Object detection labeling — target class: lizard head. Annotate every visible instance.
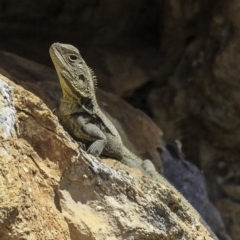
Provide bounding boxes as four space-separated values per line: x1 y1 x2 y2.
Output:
49 43 97 100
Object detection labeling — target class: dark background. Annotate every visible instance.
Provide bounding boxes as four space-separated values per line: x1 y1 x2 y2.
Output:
1 1 240 239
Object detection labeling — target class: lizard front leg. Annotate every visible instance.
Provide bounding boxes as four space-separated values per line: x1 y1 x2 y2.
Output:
77 115 107 157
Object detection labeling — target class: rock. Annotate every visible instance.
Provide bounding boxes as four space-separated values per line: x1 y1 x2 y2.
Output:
0 51 60 110
146 3 240 238
97 51 150 96
0 75 217 239
161 142 230 240
0 75 74 239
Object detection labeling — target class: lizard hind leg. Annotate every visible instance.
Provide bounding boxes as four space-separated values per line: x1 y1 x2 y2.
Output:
121 157 144 171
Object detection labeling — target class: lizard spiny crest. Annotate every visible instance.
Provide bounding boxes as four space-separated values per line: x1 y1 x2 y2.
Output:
88 67 97 91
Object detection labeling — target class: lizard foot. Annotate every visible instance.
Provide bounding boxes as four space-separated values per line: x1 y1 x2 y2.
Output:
142 159 158 178
78 142 86 151
87 139 105 157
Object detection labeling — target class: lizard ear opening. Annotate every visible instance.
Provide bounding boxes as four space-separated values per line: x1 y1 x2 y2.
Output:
88 67 98 91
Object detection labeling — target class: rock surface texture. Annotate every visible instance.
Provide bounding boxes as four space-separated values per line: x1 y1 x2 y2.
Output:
0 74 218 239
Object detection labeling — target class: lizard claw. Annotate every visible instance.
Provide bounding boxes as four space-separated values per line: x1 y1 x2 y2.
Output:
87 146 101 157
142 159 157 177
78 142 86 151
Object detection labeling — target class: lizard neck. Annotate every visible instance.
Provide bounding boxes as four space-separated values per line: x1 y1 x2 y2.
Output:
59 93 99 116
58 89 81 114
58 97 79 115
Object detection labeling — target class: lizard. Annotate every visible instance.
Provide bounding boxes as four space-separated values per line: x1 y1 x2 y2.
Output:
49 42 153 173
49 42 219 239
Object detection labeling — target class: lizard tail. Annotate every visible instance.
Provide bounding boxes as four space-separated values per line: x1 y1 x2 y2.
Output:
122 146 143 166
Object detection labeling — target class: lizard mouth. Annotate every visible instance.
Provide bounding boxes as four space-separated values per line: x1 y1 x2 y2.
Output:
49 43 66 70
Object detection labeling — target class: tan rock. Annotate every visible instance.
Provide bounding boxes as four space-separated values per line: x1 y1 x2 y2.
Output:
0 75 216 239
0 75 74 240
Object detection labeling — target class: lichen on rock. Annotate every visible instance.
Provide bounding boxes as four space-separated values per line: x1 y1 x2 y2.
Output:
0 78 16 139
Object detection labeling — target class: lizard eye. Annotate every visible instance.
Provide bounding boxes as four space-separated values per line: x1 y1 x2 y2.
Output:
68 54 78 62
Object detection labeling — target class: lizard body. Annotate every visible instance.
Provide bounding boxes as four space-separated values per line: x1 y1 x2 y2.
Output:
50 43 218 239
50 43 143 169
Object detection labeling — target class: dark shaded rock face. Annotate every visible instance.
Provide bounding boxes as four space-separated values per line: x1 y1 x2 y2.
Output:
0 0 240 239
161 142 229 240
